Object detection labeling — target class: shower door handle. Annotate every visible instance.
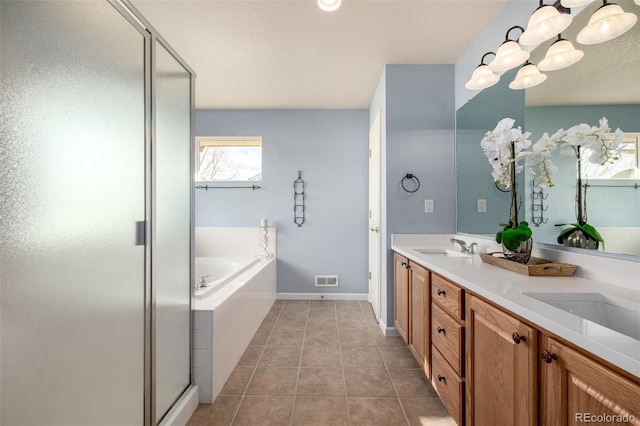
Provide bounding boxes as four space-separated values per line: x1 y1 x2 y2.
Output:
135 221 146 246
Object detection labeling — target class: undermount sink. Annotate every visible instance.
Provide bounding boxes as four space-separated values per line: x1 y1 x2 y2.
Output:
415 248 472 258
524 292 640 341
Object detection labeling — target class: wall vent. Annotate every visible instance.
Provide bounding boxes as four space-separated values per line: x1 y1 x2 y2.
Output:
315 275 339 287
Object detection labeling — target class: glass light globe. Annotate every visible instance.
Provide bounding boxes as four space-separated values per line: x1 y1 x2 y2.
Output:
465 65 500 91
520 5 573 46
577 3 637 44
538 39 584 71
489 41 530 72
509 64 547 90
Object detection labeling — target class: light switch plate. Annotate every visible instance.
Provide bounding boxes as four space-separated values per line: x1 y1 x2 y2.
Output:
425 199 434 213
477 199 487 213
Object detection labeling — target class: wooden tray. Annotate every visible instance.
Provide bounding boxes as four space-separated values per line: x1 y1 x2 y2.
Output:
479 252 577 276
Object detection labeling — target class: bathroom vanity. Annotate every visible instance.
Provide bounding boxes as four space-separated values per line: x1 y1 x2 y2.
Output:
392 236 640 426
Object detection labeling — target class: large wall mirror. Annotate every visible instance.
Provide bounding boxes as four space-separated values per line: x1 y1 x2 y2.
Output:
456 0 640 256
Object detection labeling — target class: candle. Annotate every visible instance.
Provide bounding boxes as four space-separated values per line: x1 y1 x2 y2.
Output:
261 218 268 227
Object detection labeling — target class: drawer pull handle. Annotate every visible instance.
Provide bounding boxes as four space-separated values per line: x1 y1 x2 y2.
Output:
437 289 446 296
437 326 445 334
541 350 558 364
401 261 407 266
437 375 446 382
512 332 526 344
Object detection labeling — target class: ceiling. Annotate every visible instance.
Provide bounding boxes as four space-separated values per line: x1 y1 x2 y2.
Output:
132 0 508 109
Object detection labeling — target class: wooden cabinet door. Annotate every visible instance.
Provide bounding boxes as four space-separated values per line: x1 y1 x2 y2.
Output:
409 262 430 375
393 253 410 344
540 336 640 426
466 295 538 426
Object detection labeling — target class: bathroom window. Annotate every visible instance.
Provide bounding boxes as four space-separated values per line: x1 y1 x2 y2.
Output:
582 133 640 180
196 137 262 181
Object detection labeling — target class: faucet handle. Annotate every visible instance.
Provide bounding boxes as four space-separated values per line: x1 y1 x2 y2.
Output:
469 243 478 254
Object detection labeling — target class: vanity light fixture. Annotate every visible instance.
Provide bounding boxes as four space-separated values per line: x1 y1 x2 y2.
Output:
538 34 585 70
576 0 637 44
465 52 500 91
520 1 573 46
317 0 342 12
489 26 531 72
509 61 547 90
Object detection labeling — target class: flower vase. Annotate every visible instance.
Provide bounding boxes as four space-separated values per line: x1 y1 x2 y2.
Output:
502 238 532 264
562 229 599 250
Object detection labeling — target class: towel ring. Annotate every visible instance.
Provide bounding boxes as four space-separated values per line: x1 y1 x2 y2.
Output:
401 174 420 193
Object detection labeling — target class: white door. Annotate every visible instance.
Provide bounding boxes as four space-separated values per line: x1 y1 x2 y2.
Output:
368 111 382 322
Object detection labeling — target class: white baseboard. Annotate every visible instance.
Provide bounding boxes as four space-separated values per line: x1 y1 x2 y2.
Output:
378 318 400 337
159 384 199 426
277 293 368 301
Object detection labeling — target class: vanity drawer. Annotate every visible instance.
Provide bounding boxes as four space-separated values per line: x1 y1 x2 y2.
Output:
432 347 464 426
432 303 464 377
432 274 464 321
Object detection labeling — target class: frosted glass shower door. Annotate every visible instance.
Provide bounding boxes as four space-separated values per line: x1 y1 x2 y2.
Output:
154 41 193 421
0 1 146 424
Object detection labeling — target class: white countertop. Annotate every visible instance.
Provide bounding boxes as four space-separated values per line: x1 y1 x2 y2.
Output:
391 239 640 379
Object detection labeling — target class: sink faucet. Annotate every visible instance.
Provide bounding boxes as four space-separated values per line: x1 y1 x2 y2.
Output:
199 275 212 288
450 238 478 254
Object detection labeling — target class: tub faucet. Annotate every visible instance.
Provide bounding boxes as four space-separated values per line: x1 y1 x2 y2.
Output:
199 275 211 288
450 238 477 254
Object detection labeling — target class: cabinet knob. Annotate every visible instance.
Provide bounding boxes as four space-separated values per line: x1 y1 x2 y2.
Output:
512 332 526 344
437 375 446 382
541 350 558 364
437 326 445 334
401 261 407 267
437 289 446 296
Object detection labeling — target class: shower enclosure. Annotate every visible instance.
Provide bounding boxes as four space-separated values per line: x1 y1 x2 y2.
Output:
0 1 194 424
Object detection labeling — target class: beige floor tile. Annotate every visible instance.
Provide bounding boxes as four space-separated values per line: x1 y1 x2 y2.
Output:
238 345 264 367
337 317 371 330
260 315 277 330
267 328 305 347
339 328 377 347
309 300 336 308
279 306 309 318
304 328 339 347
272 300 286 308
372 333 406 347
232 396 294 426
301 345 342 367
341 346 384 368
379 347 420 369
306 317 337 330
348 397 408 426
401 398 457 426
388 368 439 398
284 300 310 308
308 307 337 319
246 367 299 396
291 396 349 426
275 315 307 330
220 366 254 395
186 395 241 426
296 367 345 397
259 346 302 368
344 368 396 397
249 328 272 345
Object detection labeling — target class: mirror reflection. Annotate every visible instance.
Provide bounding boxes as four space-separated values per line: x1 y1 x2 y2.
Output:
456 0 640 256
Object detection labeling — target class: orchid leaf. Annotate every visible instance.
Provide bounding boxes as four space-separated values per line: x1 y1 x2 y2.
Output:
581 224 604 243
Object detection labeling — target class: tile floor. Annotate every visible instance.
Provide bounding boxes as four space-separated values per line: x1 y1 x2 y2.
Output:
187 299 456 426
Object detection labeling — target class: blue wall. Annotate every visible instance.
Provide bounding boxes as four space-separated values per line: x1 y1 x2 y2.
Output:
195 109 369 295
371 64 456 329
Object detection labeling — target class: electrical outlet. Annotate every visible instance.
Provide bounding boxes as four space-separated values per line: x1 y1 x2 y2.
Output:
425 199 434 213
477 199 487 213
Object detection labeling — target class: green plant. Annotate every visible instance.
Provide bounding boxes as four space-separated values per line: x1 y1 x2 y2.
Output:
496 221 533 251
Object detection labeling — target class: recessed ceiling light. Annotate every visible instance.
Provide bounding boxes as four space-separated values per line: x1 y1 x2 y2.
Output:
318 0 342 12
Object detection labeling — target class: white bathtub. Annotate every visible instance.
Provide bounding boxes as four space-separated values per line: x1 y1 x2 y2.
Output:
194 256 260 298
